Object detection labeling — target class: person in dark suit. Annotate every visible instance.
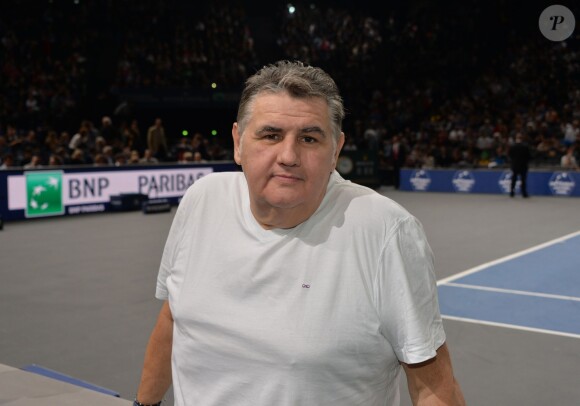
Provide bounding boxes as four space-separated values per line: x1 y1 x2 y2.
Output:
391 135 407 189
508 133 531 198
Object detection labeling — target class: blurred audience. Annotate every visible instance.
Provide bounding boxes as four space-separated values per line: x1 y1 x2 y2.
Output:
0 0 579 177
561 146 579 170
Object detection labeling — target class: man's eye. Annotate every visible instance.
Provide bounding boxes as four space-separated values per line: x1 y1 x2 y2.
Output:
264 134 280 141
303 136 318 143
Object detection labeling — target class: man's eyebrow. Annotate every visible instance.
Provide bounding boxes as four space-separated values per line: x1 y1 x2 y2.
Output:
255 126 327 137
302 127 326 137
256 126 282 135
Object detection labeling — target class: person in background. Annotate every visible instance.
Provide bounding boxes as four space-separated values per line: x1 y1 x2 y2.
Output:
126 119 144 153
135 60 465 406
192 151 207 163
68 148 86 165
5 125 24 165
178 151 194 164
391 134 407 189
560 146 579 170
23 154 43 169
93 154 109 166
508 132 531 198
102 145 115 165
100 116 122 148
114 152 127 166
0 153 15 169
0 136 11 161
68 125 91 152
128 150 141 164
190 132 210 161
147 118 168 161
47 154 63 167
139 149 159 164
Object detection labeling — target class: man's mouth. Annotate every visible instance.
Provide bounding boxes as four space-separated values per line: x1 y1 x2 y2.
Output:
272 173 302 182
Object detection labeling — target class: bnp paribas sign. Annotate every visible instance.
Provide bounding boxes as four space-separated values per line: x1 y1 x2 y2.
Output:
25 171 65 218
6 167 214 220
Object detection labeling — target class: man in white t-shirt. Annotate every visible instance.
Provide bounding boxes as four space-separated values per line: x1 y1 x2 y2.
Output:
135 60 465 406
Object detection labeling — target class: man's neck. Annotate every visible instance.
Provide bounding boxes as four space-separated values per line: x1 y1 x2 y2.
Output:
250 204 316 230
247 174 333 230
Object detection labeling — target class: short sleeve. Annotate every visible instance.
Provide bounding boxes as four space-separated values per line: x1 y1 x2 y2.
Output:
155 186 194 300
374 216 446 364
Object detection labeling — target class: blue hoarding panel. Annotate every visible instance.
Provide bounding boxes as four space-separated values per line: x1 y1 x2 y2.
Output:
401 169 579 197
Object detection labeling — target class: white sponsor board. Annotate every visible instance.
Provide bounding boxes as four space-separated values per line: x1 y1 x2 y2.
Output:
548 172 576 196
498 170 520 194
452 170 476 193
410 169 432 191
8 167 213 211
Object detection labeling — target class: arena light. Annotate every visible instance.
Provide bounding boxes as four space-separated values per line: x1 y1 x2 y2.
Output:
211 82 217 89
287 3 296 14
182 130 189 137
211 130 217 136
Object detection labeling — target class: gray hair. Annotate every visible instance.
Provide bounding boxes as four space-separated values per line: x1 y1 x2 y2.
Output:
236 60 345 143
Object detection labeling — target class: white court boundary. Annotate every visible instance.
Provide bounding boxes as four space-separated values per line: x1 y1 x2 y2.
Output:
441 315 580 340
437 230 580 339
443 282 580 302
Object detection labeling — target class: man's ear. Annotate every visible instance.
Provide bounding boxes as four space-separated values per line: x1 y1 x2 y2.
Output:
332 132 346 169
232 123 242 165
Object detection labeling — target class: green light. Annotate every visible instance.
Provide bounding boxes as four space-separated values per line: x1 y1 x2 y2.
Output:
182 130 189 136
211 82 217 89
211 130 217 136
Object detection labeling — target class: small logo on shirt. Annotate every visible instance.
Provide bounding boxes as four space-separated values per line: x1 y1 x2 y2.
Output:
301 284 310 289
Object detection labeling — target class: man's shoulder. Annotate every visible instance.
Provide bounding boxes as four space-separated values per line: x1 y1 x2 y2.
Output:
200 170 243 181
331 176 413 222
190 170 243 191
179 171 243 210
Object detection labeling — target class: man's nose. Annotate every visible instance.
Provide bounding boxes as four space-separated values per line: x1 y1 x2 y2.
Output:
277 137 300 167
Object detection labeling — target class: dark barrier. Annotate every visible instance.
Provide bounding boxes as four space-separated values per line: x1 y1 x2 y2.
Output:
400 168 580 197
0 162 239 222
336 150 381 188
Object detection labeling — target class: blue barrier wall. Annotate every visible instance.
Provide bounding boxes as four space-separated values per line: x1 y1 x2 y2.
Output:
400 168 580 197
0 162 239 221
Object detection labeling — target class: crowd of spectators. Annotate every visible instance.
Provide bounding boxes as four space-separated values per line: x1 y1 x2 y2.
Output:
0 0 89 135
274 2 580 173
0 114 230 170
113 1 258 91
1 0 579 177
371 38 580 172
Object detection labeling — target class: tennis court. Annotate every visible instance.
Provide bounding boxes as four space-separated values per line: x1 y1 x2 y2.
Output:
1 189 579 405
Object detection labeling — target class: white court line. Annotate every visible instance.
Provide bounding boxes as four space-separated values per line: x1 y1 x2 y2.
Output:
442 315 580 340
437 229 580 285
443 282 580 302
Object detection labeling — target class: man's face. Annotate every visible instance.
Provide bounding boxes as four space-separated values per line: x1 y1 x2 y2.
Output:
232 92 344 217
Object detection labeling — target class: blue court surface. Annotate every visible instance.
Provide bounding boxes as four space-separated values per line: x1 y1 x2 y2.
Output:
437 231 580 339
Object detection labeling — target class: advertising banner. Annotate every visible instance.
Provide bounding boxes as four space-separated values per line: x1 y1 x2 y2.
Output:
1 163 238 221
336 150 380 188
400 169 579 197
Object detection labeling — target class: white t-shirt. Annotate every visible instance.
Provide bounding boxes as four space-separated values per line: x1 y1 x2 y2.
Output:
156 171 445 406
